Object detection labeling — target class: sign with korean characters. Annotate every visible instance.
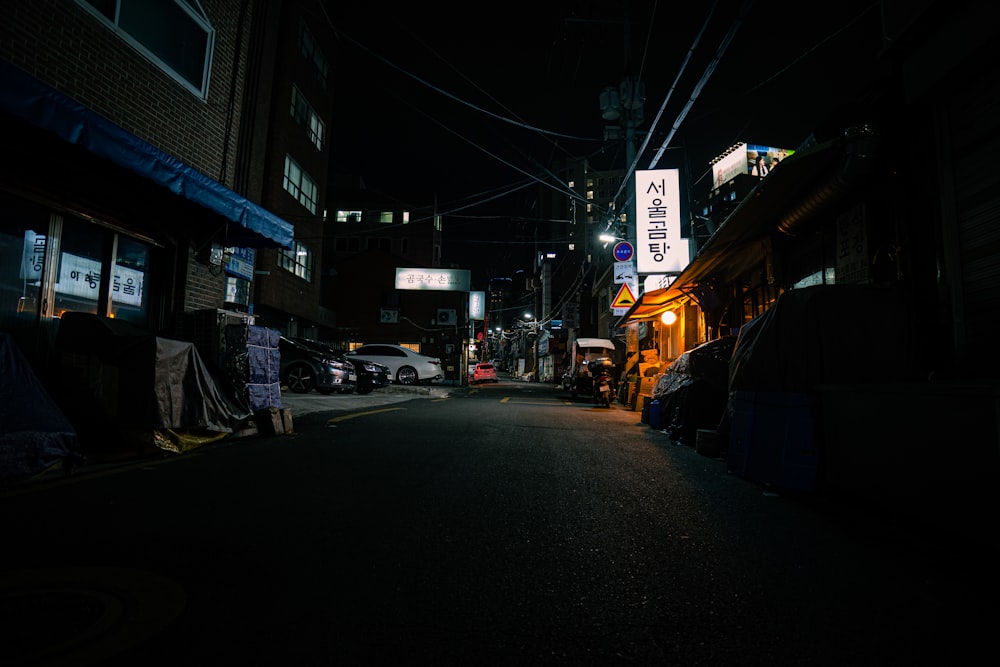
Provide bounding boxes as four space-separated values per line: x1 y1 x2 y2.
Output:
634 168 690 275
395 268 471 291
613 261 638 316
225 247 255 281
469 290 485 320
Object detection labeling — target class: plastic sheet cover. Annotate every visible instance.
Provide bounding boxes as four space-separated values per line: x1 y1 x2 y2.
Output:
54 313 252 453
729 284 918 394
652 336 738 444
0 332 79 481
224 324 281 412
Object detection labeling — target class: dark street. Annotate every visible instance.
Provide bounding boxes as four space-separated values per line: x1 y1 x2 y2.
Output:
2 379 995 665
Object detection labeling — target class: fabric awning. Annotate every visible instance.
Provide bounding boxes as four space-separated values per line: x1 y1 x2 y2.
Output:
0 60 293 249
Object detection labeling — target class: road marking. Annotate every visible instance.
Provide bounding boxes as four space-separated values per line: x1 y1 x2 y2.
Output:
500 397 574 405
326 407 406 424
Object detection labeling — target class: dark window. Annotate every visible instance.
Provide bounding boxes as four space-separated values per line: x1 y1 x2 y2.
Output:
76 0 214 97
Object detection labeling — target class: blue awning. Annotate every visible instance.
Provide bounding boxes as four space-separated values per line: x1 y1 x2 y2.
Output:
0 60 293 249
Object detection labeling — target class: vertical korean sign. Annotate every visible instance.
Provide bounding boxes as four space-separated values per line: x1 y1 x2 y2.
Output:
634 169 688 275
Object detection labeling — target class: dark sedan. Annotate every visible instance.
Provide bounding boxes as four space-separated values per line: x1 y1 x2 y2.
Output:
290 337 390 395
279 336 355 394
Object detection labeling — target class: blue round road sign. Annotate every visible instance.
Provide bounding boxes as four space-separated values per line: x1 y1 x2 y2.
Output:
613 241 634 262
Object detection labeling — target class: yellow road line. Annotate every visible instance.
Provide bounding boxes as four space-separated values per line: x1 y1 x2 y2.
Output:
327 407 405 424
500 397 574 405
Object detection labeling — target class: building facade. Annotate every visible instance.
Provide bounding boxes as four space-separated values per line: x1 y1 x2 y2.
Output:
0 0 306 455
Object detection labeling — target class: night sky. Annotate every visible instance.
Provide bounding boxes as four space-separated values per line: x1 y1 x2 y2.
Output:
326 0 885 277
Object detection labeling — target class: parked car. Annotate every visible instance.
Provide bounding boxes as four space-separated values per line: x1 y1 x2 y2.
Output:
472 362 498 383
290 337 390 395
345 343 444 385
279 336 356 394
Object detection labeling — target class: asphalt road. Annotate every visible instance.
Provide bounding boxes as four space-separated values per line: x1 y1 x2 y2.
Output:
1 377 995 666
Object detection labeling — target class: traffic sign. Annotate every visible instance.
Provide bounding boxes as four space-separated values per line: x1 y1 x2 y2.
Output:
613 241 634 262
611 281 636 309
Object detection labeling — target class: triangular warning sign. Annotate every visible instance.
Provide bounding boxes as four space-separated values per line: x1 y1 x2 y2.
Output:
612 282 636 309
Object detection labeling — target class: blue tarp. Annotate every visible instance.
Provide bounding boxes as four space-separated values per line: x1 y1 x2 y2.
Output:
0 59 293 250
224 324 282 413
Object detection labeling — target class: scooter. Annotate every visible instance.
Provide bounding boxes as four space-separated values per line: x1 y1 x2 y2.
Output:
592 367 614 408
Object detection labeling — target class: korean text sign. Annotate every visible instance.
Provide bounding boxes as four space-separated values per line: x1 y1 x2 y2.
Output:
634 169 688 274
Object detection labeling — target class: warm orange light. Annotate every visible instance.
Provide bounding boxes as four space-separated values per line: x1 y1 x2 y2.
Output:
660 311 677 325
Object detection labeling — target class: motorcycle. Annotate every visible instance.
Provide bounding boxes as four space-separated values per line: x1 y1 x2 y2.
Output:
591 363 615 408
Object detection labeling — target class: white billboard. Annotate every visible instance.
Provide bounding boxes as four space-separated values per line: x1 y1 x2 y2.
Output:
395 268 471 291
634 169 689 275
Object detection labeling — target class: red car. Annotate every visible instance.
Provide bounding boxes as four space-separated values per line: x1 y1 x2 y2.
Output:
472 362 498 384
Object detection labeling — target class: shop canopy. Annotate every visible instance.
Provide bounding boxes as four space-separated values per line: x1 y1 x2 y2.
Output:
616 134 863 327
0 60 293 250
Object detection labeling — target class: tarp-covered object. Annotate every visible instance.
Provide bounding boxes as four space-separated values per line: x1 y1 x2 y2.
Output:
723 285 920 491
0 332 79 481
223 323 281 412
653 336 737 445
55 313 251 455
729 284 919 393
153 337 251 432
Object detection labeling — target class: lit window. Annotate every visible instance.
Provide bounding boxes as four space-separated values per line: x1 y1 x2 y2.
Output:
299 21 327 88
283 155 318 214
278 240 313 280
336 210 362 223
402 211 410 224
367 211 393 223
290 85 324 150
76 0 214 98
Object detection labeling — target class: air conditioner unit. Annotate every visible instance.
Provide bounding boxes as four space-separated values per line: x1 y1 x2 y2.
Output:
380 308 399 324
436 308 457 325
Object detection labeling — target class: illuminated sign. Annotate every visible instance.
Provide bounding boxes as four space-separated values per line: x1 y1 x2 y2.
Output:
710 142 795 189
469 291 485 320
225 247 255 281
634 169 690 274
395 268 471 291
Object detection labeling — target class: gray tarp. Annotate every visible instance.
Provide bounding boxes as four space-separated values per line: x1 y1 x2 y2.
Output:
154 337 252 432
0 332 78 481
55 313 251 453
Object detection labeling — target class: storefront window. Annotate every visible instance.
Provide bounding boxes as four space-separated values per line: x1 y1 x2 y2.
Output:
52 217 104 319
110 235 150 324
0 195 50 347
2 197 157 340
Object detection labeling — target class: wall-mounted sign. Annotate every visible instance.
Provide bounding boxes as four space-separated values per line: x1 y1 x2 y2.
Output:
469 290 485 320
395 268 471 291
225 247 255 281
634 169 690 275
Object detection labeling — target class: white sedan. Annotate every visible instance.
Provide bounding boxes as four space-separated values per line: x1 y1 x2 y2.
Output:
345 343 444 386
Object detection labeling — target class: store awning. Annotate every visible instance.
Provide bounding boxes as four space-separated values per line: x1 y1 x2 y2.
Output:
0 60 293 249
616 135 860 327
